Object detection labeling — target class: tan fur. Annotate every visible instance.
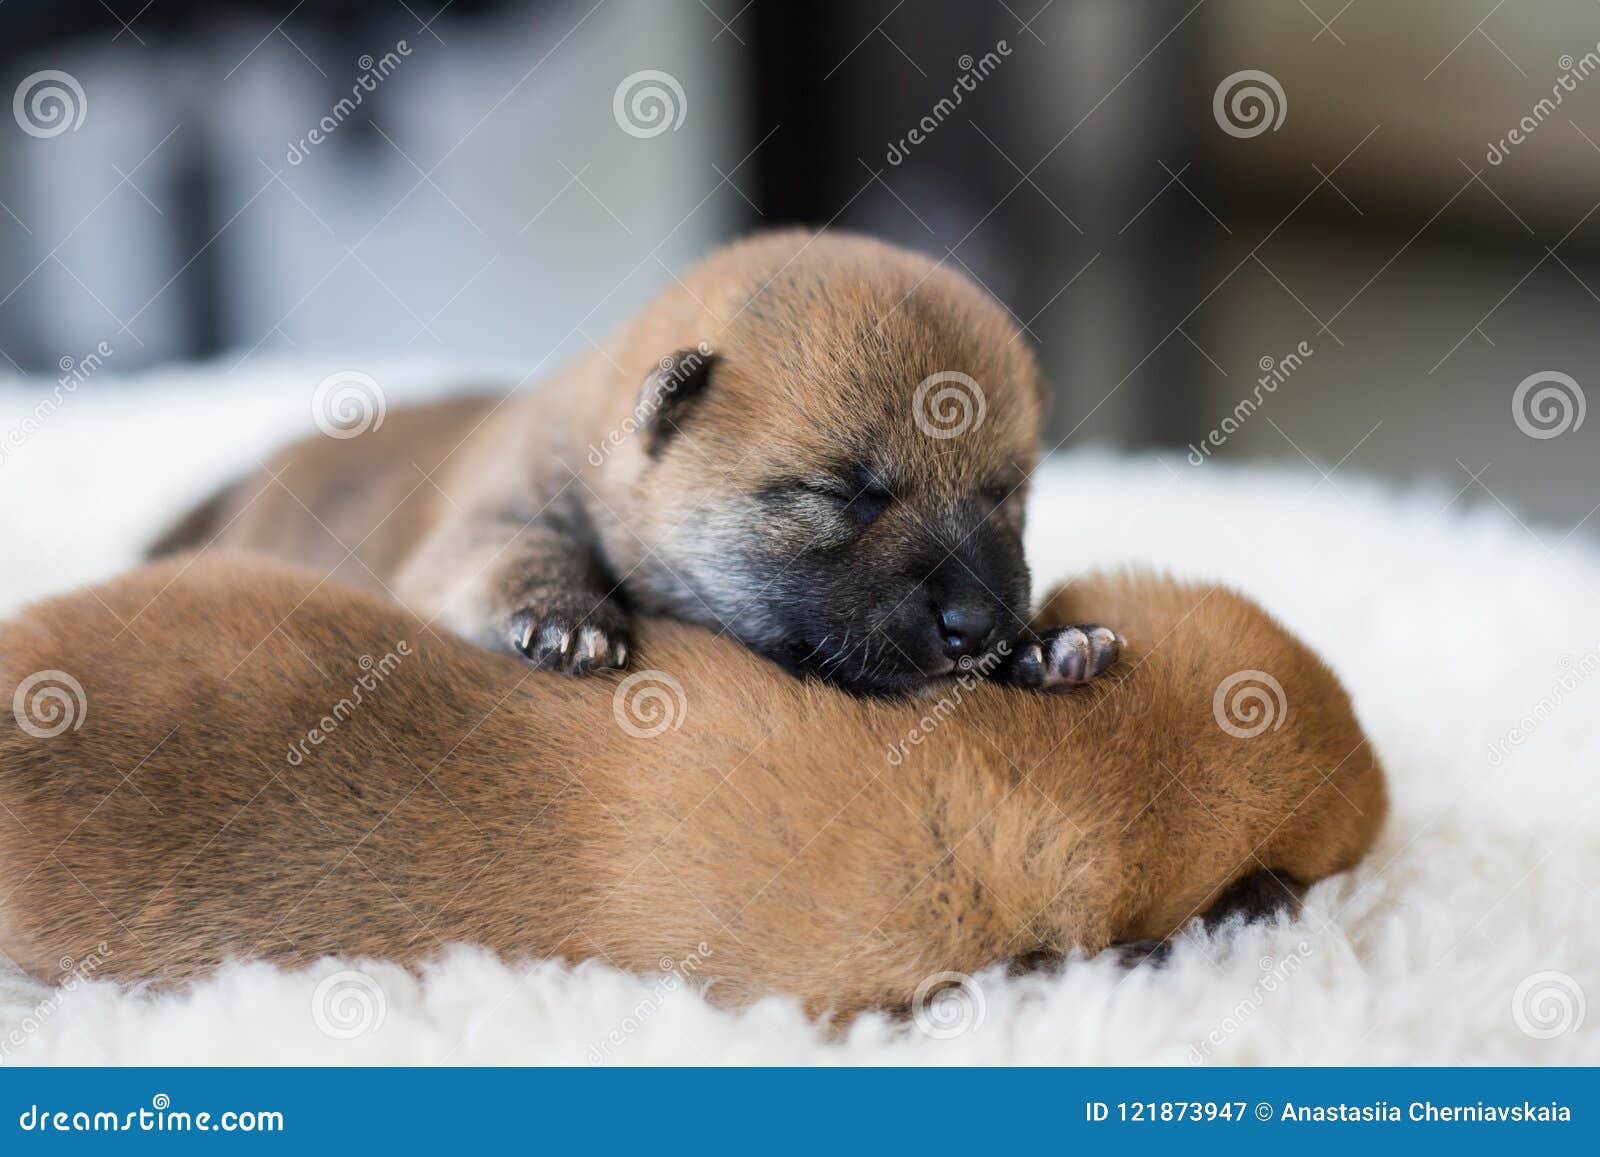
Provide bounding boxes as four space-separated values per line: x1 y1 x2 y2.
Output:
163 231 1044 693
0 555 1385 1017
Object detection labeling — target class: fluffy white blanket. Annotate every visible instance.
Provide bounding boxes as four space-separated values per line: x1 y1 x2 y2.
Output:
0 361 1594 1065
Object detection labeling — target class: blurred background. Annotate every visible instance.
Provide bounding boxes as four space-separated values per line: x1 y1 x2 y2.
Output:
1 0 1597 528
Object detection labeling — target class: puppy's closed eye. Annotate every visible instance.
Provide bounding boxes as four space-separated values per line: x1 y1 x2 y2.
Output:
772 479 891 527
839 485 890 525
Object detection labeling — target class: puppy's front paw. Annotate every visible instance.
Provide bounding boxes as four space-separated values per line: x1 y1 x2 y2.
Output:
507 602 630 675
998 624 1122 692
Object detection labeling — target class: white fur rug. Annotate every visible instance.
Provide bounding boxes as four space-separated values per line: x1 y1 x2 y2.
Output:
0 360 1595 1065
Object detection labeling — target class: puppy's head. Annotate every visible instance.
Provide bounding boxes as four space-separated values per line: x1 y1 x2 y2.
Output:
602 230 1043 696
1027 573 1389 946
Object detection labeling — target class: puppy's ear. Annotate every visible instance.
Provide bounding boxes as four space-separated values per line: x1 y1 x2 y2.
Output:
638 346 718 458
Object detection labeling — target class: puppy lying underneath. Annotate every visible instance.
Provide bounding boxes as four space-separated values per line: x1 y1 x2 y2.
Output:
149 230 1099 697
0 555 1386 1017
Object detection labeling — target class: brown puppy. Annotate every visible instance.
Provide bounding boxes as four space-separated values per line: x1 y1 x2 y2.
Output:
0 555 1384 1016
150 231 1088 697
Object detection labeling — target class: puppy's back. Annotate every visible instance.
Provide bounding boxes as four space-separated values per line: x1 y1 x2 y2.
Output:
0 555 596 980
0 555 1385 1015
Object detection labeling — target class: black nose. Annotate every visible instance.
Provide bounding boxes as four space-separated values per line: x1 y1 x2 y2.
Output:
937 604 995 660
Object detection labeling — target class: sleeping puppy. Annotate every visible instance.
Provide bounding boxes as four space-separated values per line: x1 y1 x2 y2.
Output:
148 231 1108 697
0 555 1386 1017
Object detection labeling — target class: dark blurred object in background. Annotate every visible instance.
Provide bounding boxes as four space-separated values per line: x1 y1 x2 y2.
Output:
2 0 1597 527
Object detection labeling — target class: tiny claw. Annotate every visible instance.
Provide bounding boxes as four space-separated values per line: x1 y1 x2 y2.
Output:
1085 626 1122 679
1008 641 1046 687
571 626 607 673
505 602 631 676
